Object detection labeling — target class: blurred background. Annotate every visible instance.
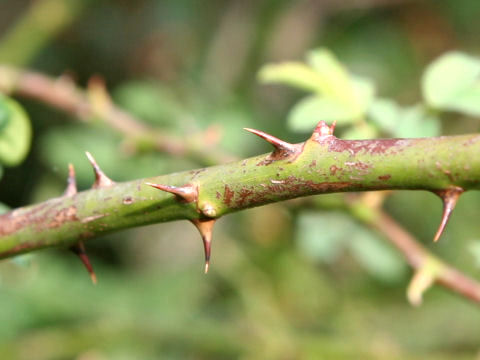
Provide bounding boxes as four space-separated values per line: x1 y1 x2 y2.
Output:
1 0 480 359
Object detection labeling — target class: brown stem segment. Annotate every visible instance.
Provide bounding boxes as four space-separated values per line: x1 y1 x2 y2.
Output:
374 212 480 304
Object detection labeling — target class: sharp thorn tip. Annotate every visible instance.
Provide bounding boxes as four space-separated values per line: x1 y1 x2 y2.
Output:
147 183 197 202
85 151 115 188
244 127 295 153
71 242 97 285
432 187 463 242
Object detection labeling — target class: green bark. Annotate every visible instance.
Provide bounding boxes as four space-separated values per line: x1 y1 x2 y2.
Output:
1 129 479 258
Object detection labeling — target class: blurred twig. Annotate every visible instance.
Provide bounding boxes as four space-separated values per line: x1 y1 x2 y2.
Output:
374 211 480 304
348 192 480 305
0 66 235 165
0 0 89 65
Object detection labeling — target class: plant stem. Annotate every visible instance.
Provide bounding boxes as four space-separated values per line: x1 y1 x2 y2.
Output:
1 129 479 257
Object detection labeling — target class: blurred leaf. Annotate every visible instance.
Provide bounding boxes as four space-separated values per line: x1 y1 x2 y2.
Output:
40 125 176 187
306 48 352 98
263 49 376 132
258 62 328 93
287 95 357 131
368 98 401 134
369 100 440 138
0 100 9 132
348 226 407 283
307 50 376 111
113 81 185 128
469 240 480 268
342 122 378 140
422 51 480 116
296 211 351 264
0 95 32 166
296 211 406 283
395 105 441 138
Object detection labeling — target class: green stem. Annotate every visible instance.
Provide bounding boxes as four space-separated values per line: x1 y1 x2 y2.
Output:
1 127 479 258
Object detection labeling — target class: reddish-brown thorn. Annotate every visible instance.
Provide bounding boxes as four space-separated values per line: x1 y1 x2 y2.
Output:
191 219 216 274
145 183 198 203
85 151 115 189
433 187 464 242
64 163 77 196
311 120 336 141
70 241 97 284
243 128 297 154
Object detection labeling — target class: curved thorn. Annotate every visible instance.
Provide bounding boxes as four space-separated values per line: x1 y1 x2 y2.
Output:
243 128 296 154
85 151 115 188
64 163 77 196
433 187 464 242
191 219 216 273
70 242 97 284
145 182 197 203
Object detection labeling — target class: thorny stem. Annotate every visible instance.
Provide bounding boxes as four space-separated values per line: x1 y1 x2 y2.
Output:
0 108 479 304
0 66 235 165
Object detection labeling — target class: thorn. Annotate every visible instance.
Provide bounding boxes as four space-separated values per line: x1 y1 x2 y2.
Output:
70 242 97 284
145 182 198 203
310 121 336 142
191 219 216 273
433 187 464 242
64 163 77 196
243 128 297 155
85 151 115 188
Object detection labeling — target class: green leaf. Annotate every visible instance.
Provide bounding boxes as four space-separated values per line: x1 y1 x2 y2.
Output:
422 51 480 116
341 122 378 140
469 240 480 268
395 105 440 138
287 95 358 131
348 226 407 283
296 211 351 264
306 48 351 98
351 75 376 114
0 100 9 132
369 100 440 138
113 81 185 128
264 49 376 132
258 62 328 94
40 125 177 187
368 98 401 134
0 95 32 166
296 211 407 283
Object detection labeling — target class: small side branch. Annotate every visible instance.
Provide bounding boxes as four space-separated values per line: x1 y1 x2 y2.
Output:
0 66 235 165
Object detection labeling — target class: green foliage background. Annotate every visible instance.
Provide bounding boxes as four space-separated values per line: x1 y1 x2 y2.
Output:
1 0 480 359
